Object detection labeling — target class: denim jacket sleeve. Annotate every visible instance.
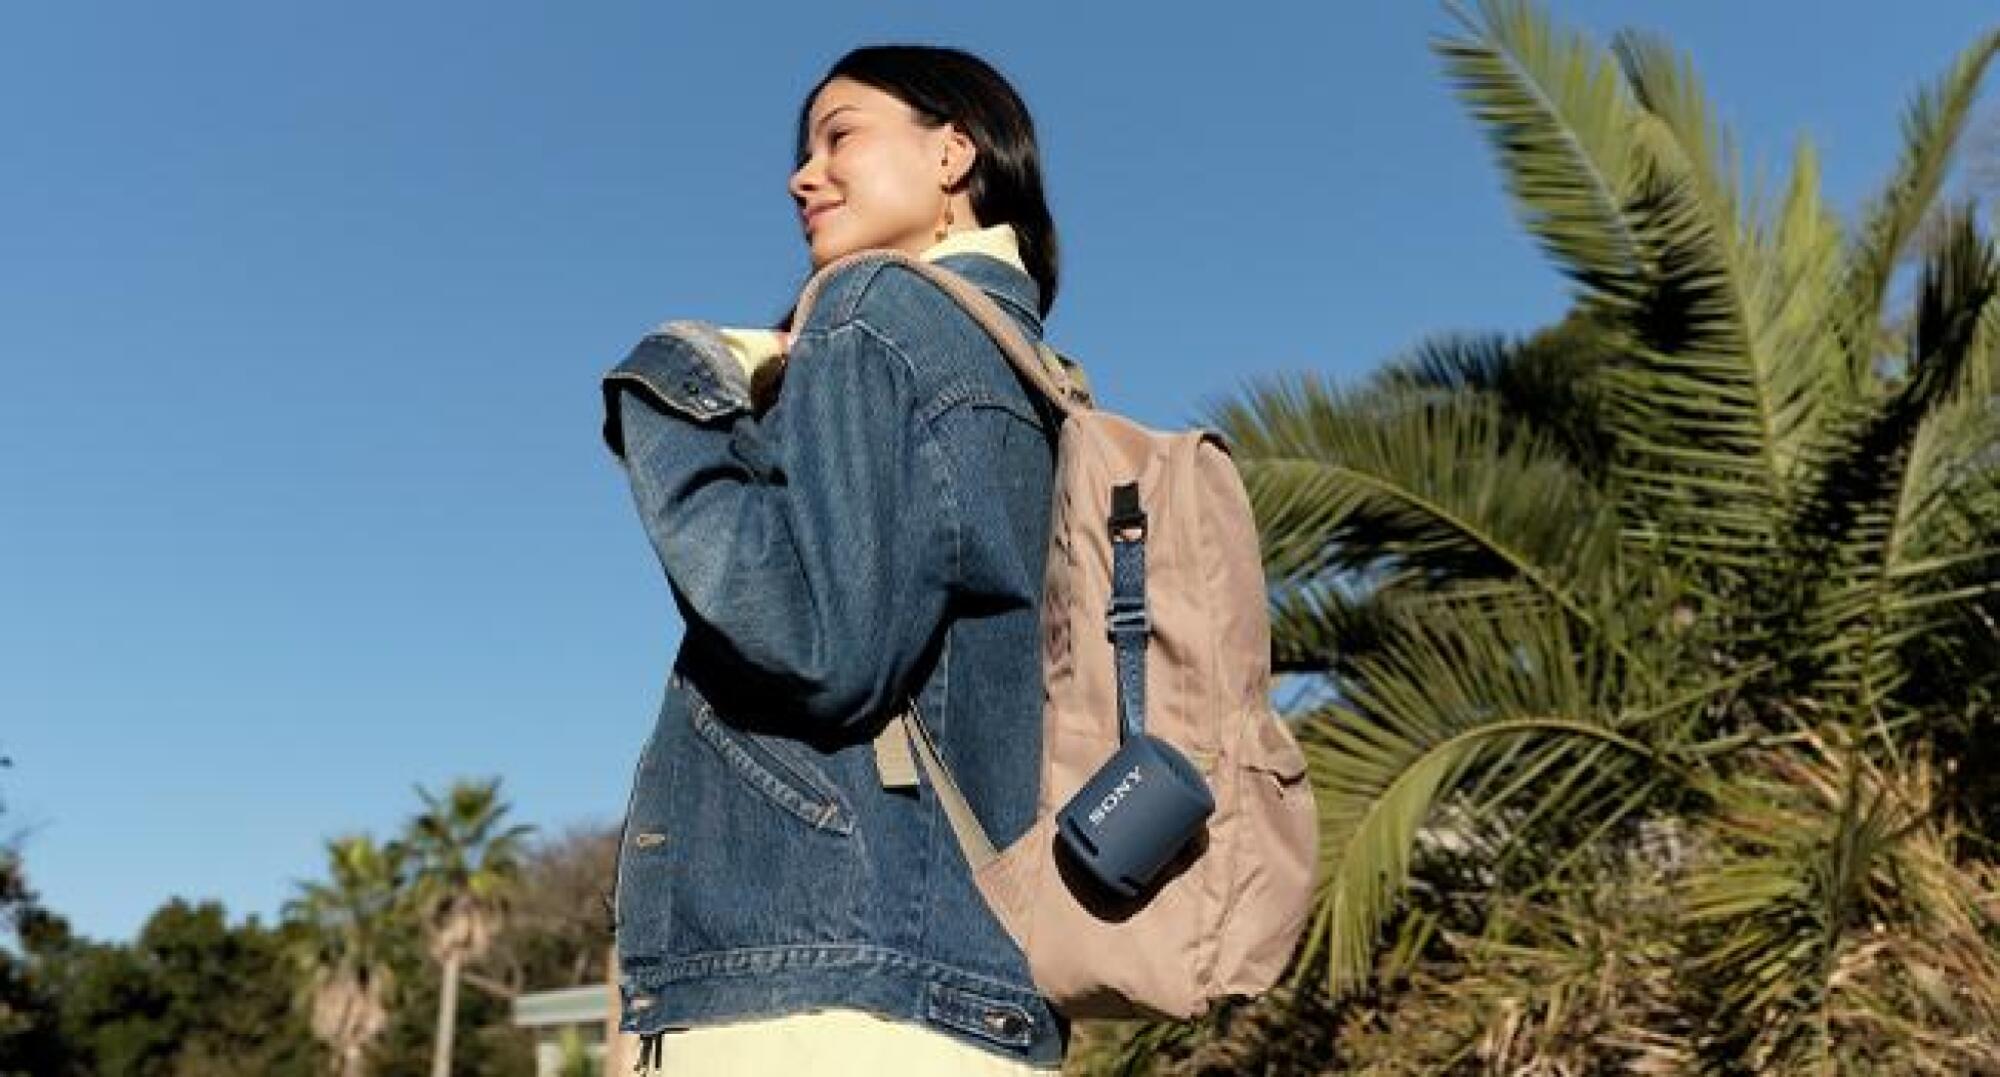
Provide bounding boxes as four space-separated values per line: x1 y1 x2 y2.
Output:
601 285 960 735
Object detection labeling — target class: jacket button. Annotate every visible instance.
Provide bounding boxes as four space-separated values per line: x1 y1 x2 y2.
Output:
985 1012 1026 1038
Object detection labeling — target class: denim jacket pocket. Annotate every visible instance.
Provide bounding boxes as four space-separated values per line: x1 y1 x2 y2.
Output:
684 682 857 836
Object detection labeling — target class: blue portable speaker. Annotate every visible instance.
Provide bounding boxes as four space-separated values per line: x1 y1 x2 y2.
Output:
1056 732 1214 898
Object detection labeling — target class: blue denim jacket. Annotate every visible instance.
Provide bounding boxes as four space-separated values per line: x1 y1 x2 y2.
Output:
600 251 1068 1067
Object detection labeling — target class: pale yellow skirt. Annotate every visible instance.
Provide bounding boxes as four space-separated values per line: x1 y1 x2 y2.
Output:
643 1007 1063 1076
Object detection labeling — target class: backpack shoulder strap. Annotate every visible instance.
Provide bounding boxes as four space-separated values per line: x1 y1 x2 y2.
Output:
901 705 997 869
792 249 1092 414
1041 344 1095 407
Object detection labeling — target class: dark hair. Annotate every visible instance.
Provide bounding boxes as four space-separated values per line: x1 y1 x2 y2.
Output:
784 44 1060 322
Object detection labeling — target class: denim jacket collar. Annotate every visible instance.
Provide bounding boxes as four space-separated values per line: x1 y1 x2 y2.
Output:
930 251 1043 338
708 246 1043 385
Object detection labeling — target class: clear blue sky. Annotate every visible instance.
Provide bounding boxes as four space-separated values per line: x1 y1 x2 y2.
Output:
4 2 1994 943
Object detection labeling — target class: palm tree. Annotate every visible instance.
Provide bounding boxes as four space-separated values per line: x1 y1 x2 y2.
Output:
285 835 408 1077
405 777 533 1077
1083 2 2000 1072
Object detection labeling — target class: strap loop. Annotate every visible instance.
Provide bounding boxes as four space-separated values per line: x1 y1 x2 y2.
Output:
1108 484 1151 744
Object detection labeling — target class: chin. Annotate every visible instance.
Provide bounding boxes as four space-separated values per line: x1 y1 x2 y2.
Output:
807 221 858 265
807 221 910 268
807 235 847 269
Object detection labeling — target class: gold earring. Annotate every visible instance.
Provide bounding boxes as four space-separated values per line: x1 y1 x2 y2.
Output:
934 158 955 241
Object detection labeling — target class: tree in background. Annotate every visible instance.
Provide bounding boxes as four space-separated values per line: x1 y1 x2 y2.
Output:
5 753 318 1075
35 900 316 1077
0 851 60 1077
405 778 532 1077
3 755 593 1074
0 753 69 1077
364 953 529 1077
363 822 616 1076
1079 1 2000 1072
286 835 410 1077
470 822 617 1000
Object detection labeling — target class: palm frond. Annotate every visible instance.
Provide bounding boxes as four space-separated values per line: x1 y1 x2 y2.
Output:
1294 601 1671 995
1374 317 1617 476
1612 28 1744 234
1799 207 2000 718
1596 158 1797 589
1214 373 1621 634
1837 29 2000 391
1269 573 1557 679
1618 27 1841 478
1448 2 1829 597
1436 0 1645 302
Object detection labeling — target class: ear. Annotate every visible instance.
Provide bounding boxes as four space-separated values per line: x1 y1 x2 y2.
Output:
939 124 978 189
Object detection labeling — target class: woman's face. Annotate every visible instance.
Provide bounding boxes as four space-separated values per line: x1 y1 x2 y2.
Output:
790 77 975 268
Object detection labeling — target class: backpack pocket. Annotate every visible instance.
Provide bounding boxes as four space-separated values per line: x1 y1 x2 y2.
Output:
1213 706 1318 995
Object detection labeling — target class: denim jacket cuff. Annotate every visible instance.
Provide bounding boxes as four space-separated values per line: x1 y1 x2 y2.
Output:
601 320 754 458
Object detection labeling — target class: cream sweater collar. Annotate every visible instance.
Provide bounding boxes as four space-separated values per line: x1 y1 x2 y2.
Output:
716 223 1026 377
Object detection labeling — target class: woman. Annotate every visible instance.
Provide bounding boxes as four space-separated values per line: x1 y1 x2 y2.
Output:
599 44 1070 1075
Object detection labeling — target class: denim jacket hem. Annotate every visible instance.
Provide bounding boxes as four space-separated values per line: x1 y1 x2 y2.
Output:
619 942 1069 1068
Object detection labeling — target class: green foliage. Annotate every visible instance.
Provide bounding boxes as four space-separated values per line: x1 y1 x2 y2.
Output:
32 900 317 1077
2 771 581 1077
365 955 530 1077
1077 2 2000 1072
0 848 69 1077
7 762 317 1077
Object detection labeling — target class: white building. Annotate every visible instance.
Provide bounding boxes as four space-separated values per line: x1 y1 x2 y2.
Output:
511 983 638 1077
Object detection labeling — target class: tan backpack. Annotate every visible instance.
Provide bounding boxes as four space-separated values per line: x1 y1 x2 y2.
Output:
793 251 1320 1022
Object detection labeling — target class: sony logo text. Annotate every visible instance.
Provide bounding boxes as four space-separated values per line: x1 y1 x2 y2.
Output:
1087 766 1146 827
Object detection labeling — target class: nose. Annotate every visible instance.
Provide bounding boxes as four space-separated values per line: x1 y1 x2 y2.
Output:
788 156 821 205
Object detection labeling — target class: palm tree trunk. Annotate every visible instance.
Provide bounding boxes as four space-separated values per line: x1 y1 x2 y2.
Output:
430 950 461 1077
